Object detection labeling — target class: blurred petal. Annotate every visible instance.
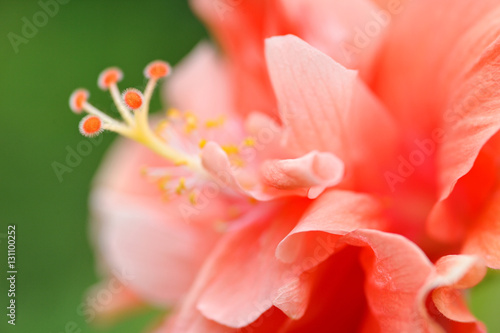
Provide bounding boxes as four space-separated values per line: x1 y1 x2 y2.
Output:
277 0 382 69
85 279 143 324
372 0 500 134
436 38 500 202
427 136 499 243
378 0 500 246
189 0 286 117
190 0 389 117
369 0 409 9
200 141 248 193
93 195 218 305
463 188 500 269
157 307 288 333
195 201 310 327
164 42 234 120
91 139 223 305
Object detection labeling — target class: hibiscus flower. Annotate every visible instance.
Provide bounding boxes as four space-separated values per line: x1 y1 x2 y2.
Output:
70 0 500 332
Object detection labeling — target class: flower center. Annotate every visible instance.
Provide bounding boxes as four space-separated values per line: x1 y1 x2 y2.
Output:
69 61 253 204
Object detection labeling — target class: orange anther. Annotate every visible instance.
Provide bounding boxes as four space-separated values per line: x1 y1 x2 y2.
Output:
79 115 103 137
69 89 89 113
144 60 171 80
98 67 123 90
122 88 144 110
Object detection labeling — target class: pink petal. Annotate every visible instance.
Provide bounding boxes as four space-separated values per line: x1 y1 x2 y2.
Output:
462 188 500 269
418 255 487 331
265 35 398 174
189 0 283 118
427 137 499 243
274 189 485 331
378 1 500 245
190 0 383 118
369 0 408 8
155 312 235 333
157 307 288 333
154 200 311 331
277 0 383 70
200 141 245 193
201 142 343 200
84 279 142 324
371 0 500 135
276 190 387 264
245 111 283 138
164 42 234 120
277 247 369 333
337 232 484 331
195 200 311 327
260 151 345 199
162 204 370 333
244 111 286 161
93 194 218 305
436 37 500 201
341 229 434 332
91 139 223 305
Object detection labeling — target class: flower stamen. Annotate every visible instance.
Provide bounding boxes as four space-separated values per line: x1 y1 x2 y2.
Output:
69 61 204 174
79 115 103 137
98 67 123 91
98 67 135 126
122 88 144 110
144 60 171 80
69 89 89 114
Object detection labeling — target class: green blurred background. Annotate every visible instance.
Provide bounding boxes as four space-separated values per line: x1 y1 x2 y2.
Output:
0 0 499 332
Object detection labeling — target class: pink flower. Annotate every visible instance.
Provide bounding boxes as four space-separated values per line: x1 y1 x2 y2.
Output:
71 0 500 332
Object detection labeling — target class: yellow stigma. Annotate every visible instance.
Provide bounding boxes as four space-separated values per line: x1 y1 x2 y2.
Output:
205 115 225 128
174 160 189 166
222 145 239 155
189 191 197 205
243 137 256 147
167 108 181 119
184 112 198 133
175 177 187 195
199 138 207 149
230 156 245 168
157 175 170 191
